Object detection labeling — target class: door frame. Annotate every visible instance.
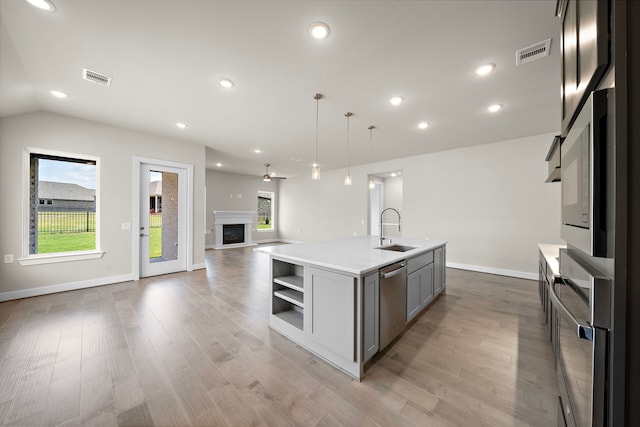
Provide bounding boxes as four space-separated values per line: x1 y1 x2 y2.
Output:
132 156 194 280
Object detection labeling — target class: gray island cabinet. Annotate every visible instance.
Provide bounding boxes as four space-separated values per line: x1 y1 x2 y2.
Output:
259 236 446 380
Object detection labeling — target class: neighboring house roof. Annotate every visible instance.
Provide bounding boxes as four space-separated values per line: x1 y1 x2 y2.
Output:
38 181 95 201
149 180 162 197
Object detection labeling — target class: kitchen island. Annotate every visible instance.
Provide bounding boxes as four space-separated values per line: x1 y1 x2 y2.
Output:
258 236 447 380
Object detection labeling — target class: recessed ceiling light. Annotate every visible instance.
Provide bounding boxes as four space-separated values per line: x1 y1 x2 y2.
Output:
418 122 429 130
215 163 223 167
309 22 330 39
488 104 503 113
474 63 496 76
176 122 187 129
218 78 235 89
50 90 67 98
253 148 262 154
26 0 55 11
390 96 403 106
391 172 397 177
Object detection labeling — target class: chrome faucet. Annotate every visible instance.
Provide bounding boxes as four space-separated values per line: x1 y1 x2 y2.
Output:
379 208 401 246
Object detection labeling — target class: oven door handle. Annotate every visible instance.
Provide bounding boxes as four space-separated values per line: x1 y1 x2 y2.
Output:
549 278 593 341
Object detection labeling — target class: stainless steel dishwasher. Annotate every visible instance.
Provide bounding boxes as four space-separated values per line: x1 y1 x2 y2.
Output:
379 261 407 350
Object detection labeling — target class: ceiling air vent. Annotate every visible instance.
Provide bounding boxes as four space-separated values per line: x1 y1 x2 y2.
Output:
516 39 551 66
82 68 112 87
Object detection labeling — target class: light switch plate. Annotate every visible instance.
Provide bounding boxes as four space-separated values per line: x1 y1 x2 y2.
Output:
4 254 14 263
121 222 131 230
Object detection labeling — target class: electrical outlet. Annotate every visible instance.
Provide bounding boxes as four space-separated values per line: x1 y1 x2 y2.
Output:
4 254 14 264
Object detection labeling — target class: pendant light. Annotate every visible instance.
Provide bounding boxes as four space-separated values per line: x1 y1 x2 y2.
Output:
312 93 322 179
368 125 376 189
344 112 353 185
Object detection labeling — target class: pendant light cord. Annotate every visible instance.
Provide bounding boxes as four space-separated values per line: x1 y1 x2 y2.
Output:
315 97 319 165
346 113 351 173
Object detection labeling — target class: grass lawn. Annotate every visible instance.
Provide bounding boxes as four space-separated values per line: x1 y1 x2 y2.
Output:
38 232 95 253
37 228 162 256
257 222 273 230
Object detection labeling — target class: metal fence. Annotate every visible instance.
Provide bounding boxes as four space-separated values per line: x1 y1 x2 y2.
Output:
38 211 96 234
149 213 162 228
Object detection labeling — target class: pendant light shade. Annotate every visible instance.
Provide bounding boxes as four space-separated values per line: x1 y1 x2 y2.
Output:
312 94 322 180
344 112 353 186
368 125 376 189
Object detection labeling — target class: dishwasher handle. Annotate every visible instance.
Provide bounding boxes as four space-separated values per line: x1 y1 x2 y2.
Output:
380 264 406 279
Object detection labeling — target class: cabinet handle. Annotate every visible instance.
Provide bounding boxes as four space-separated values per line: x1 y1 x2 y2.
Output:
548 277 593 341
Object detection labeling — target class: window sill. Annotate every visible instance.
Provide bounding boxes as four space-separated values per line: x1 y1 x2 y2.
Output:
18 250 105 266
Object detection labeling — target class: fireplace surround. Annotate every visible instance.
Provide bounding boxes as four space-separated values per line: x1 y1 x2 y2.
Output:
213 211 255 249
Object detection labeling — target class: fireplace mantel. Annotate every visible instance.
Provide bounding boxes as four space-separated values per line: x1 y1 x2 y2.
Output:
212 211 256 249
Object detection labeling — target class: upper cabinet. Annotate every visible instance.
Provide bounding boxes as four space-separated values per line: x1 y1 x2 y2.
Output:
558 0 610 136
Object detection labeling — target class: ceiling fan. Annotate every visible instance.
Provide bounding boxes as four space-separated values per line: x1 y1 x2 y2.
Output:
262 163 287 182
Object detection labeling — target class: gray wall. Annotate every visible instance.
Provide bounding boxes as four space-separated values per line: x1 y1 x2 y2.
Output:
205 170 280 247
0 111 206 296
279 133 562 277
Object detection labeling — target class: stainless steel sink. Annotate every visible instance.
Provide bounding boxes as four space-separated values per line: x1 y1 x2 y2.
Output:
375 244 416 252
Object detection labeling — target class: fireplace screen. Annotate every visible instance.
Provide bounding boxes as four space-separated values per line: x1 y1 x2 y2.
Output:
223 224 245 244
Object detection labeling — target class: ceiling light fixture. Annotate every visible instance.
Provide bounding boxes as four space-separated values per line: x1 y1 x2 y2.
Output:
418 121 429 130
50 90 67 98
390 96 403 106
215 163 223 167
263 163 272 182
218 78 235 88
176 122 187 129
368 125 376 190
488 104 503 113
26 0 55 12
312 93 323 180
309 22 330 39
344 112 353 186
474 63 496 76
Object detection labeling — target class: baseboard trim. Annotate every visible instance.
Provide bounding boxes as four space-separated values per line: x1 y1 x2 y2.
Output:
0 273 136 302
447 262 537 281
190 263 206 271
277 239 304 244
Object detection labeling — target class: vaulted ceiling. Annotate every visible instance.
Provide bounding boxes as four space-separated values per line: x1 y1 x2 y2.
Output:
1 0 560 178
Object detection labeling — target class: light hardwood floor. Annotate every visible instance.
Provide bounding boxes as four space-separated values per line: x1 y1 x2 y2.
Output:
0 246 559 426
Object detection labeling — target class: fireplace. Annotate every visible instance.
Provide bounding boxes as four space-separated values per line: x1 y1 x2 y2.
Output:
212 211 256 249
223 224 245 244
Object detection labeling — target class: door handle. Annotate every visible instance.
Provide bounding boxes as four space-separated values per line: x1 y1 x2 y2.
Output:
380 265 406 279
140 233 149 237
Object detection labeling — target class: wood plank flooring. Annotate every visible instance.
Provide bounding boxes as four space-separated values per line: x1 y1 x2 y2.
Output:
0 245 559 426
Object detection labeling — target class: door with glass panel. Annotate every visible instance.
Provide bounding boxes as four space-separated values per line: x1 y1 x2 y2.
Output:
140 163 187 277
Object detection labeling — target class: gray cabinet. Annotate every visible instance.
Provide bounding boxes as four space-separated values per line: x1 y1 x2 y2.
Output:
270 258 305 344
306 267 356 365
434 246 445 297
406 252 435 323
362 272 379 363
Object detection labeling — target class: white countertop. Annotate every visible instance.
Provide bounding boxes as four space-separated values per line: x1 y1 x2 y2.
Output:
257 236 447 275
538 243 566 276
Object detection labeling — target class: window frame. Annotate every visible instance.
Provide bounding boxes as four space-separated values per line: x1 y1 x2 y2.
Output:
19 147 104 266
257 190 275 232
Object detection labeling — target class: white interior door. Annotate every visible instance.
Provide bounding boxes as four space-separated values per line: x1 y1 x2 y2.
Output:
140 163 187 277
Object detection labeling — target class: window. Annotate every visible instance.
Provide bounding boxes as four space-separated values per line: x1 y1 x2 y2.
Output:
26 150 99 257
257 191 274 231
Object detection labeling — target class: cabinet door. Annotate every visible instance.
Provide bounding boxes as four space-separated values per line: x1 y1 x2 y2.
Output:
434 247 445 296
362 272 379 362
307 267 356 363
406 271 421 322
419 263 434 307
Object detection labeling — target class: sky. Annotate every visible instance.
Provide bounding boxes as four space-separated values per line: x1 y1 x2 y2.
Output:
38 159 96 189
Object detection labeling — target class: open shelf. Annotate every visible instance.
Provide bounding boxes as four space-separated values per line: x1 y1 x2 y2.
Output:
274 275 303 292
274 289 303 307
273 309 303 331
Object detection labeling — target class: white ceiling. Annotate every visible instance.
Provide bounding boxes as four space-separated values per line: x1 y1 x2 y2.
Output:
0 0 560 178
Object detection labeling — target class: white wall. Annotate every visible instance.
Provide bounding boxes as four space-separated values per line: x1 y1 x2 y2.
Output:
279 133 563 277
382 175 403 238
205 170 280 247
0 112 206 299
